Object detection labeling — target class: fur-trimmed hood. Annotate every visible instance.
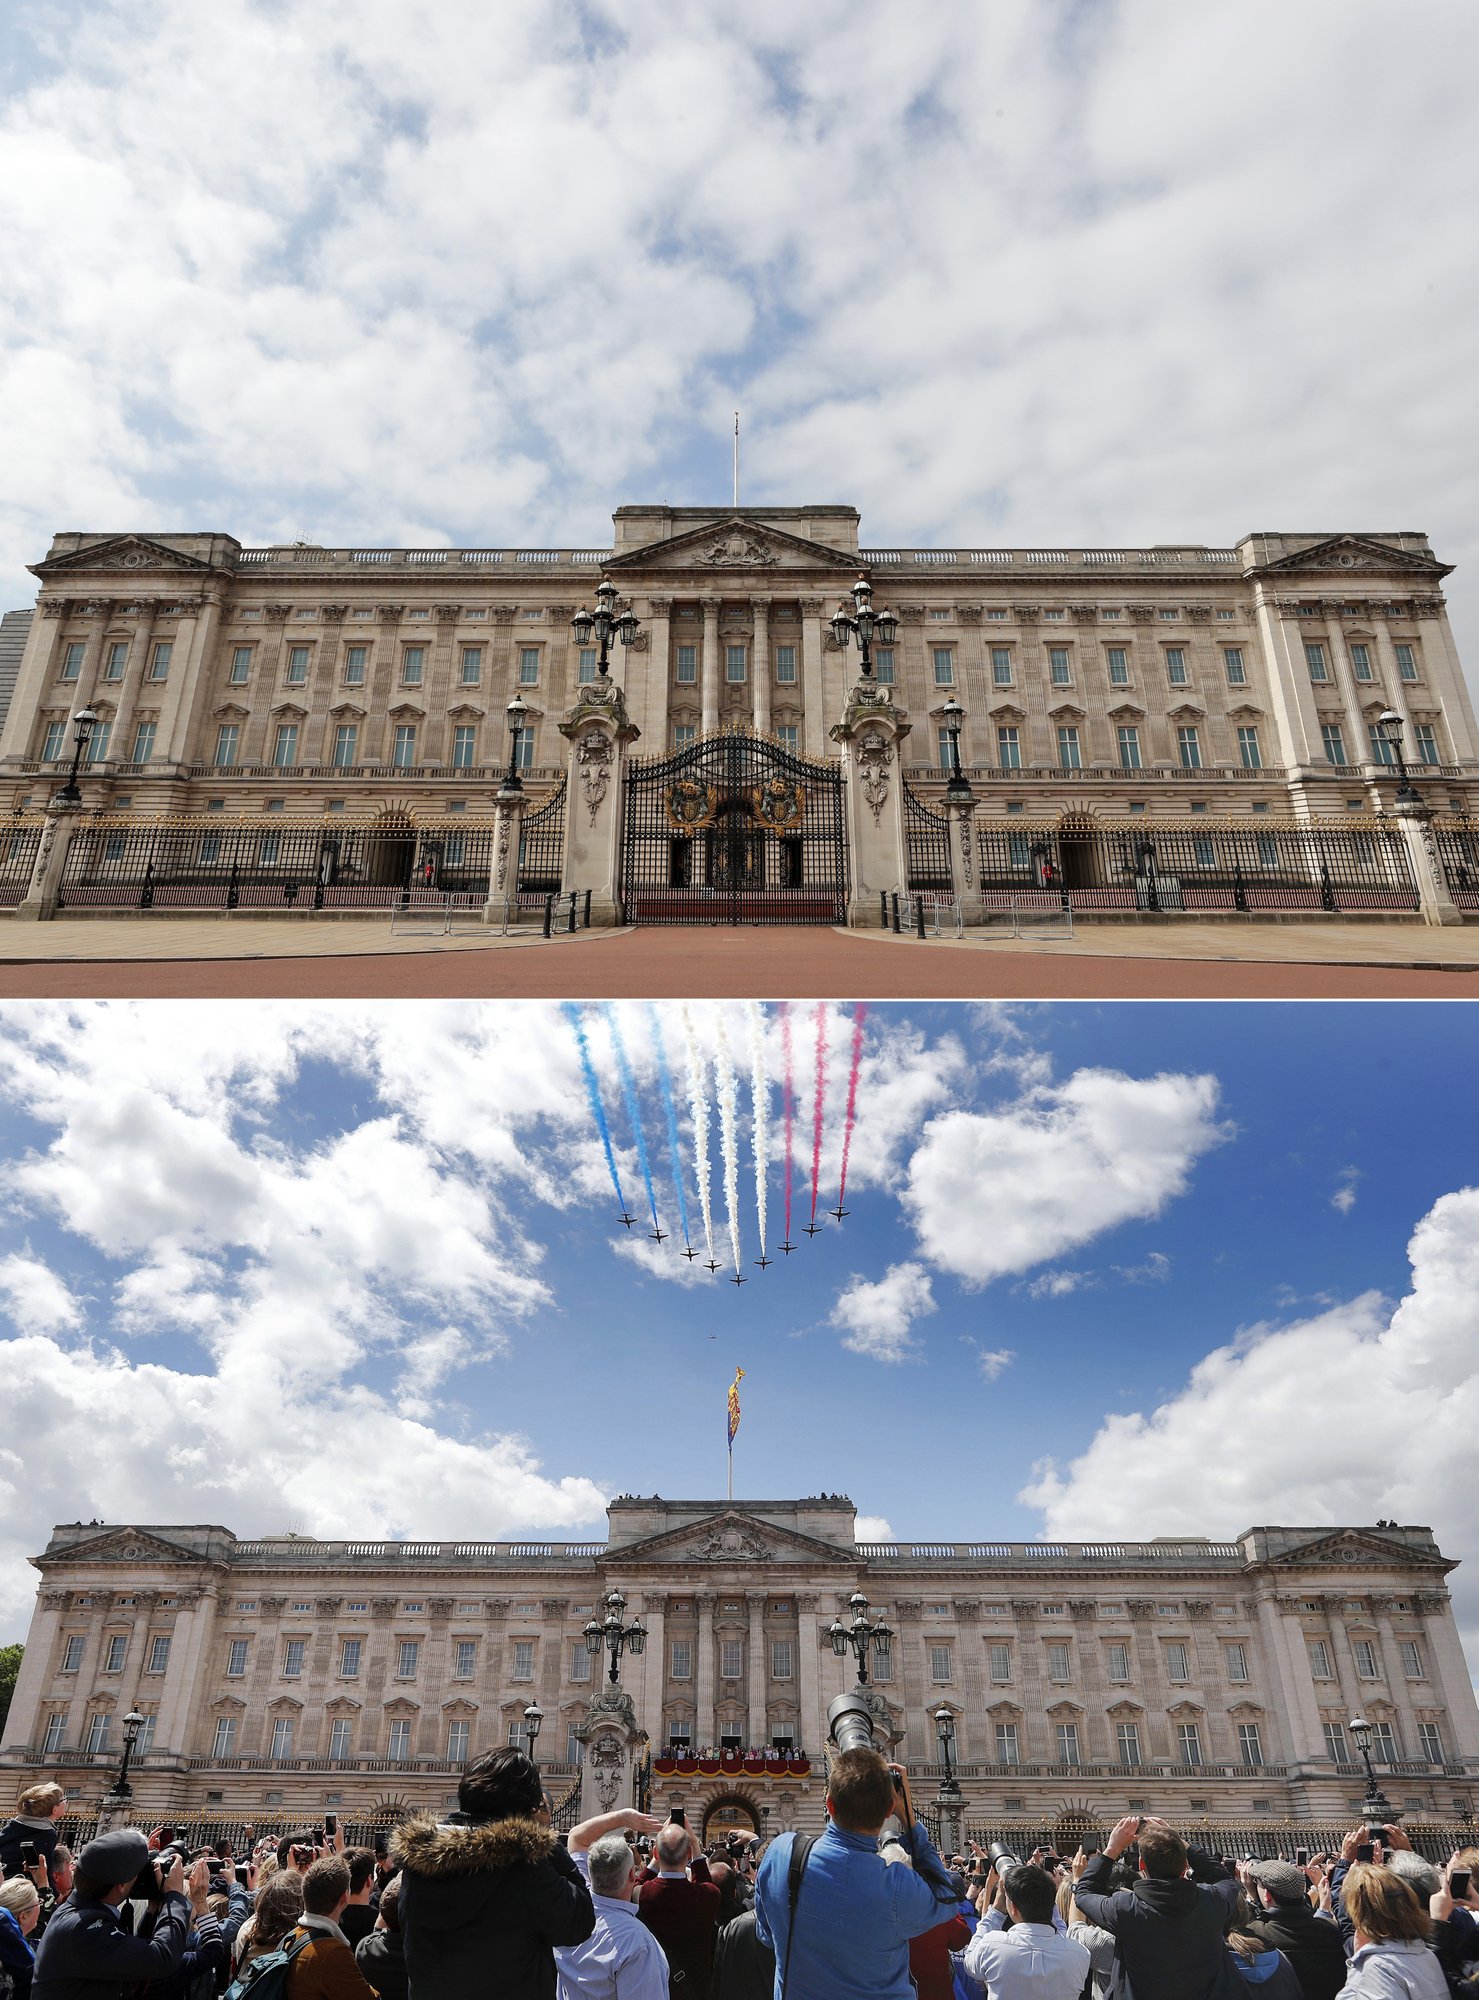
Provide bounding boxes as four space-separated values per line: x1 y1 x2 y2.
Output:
389 1812 555 1879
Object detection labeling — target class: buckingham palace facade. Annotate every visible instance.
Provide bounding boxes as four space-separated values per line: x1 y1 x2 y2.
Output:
3 1498 1476 1840
1 506 1475 820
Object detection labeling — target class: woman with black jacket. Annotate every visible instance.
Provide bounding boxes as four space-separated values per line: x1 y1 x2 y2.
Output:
390 1751 594 2000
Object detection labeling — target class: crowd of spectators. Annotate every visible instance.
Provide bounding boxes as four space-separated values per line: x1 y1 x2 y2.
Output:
2 1769 1477 2000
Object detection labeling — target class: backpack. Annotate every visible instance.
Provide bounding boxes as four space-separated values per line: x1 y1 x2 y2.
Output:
221 1929 315 2000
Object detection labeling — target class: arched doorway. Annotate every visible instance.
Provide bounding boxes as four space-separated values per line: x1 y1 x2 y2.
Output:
701 1794 759 1844
366 811 415 888
1055 809 1099 893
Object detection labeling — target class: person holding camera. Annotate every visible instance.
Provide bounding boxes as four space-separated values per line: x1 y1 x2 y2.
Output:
959 1860 1090 2000
753 1751 956 2000
31 1831 195 2000
1071 1816 1242 2000
390 1749 595 2000
551 1806 668 2000
635 1814 722 2000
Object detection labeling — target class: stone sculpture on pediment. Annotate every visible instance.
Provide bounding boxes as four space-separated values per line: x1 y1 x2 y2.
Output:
700 530 777 569
691 1522 773 1562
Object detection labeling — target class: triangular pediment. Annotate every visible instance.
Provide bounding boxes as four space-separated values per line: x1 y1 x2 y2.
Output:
33 535 216 578
1251 534 1451 579
1257 1528 1447 1571
47 1527 211 1567
606 518 861 577
603 1507 855 1569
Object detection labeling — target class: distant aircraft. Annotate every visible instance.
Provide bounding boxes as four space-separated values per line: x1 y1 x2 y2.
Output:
729 1272 748 1287
650 1226 667 1243
780 1240 795 1255
753 1253 771 1270
705 1259 722 1273
830 1204 849 1221
620 1213 636 1229
681 1245 698 1261
803 1221 822 1238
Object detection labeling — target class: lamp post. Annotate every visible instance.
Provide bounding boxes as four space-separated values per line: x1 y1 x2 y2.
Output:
97 1706 146 1828
53 706 98 806
939 697 972 801
830 577 898 684
1348 1715 1400 1827
584 1588 648 1685
570 579 641 684
1374 709 1422 805
934 1706 961 1797
502 693 530 794
827 1592 894 1686
523 1701 544 1767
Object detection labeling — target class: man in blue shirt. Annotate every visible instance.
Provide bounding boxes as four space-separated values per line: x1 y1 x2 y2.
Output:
754 1751 955 2000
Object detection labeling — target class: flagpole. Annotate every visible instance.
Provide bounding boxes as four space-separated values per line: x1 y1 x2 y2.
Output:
727 1438 733 1503
733 412 740 508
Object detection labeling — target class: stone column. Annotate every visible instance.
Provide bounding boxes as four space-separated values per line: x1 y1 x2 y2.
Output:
701 599 721 738
575 1686 646 1823
1413 1590 1479 1761
946 792 984 923
15 800 82 921
108 601 161 772
1390 797 1463 925
746 1592 767 1750
796 1595 821 1758
751 599 771 738
1323 611 1381 797
799 600 827 757
636 1594 666 1750
640 599 672 751
830 682 912 925
482 780 527 925
558 680 640 926
0 601 67 766
0 1588 67 1752
695 1593 715 1751
72 598 115 708
153 1587 219 1755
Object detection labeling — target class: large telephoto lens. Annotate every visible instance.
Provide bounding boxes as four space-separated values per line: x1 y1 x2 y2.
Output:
826 1690 876 1756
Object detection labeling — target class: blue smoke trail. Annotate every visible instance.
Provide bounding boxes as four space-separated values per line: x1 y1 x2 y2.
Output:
563 1002 627 1217
604 1003 660 1235
648 1004 692 1250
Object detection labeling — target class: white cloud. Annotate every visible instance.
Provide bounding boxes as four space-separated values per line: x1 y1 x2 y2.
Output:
1115 1251 1172 1286
0 1251 82 1334
853 1514 895 1543
975 1346 1015 1382
1332 1168 1361 1216
611 1234 716 1286
830 1260 936 1363
1024 1269 1095 1299
904 1070 1225 1284
4 3 1474 675
1019 1186 1479 1655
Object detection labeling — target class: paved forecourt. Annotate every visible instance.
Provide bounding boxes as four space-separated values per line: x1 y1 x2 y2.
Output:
2 921 1479 997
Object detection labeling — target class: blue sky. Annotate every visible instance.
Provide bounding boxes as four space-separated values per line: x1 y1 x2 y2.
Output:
0 998 1476 1662
1 0 1477 673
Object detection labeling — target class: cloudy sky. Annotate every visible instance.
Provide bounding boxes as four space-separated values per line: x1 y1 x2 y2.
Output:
1 998 1477 1676
1 0 1478 672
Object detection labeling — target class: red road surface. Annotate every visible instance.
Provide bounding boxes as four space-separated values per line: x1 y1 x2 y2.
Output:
0 930 1475 999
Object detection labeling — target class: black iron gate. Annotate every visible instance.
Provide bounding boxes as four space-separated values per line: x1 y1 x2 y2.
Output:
904 782 952 894
518 776 566 895
622 731 846 924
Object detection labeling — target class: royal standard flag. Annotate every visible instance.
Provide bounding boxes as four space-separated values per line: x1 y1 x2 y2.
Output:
727 1368 745 1448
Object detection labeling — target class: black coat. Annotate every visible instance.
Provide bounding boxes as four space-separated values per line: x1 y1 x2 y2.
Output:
1074 1852 1244 2000
32 1892 190 2000
353 1932 406 2000
0 1825 60 1886
710 1911 775 2000
389 1813 594 2000
1244 1903 1349 2000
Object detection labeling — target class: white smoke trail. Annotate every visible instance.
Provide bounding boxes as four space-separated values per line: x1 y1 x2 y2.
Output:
714 1008 743 1273
747 1000 770 1254
680 1003 716 1265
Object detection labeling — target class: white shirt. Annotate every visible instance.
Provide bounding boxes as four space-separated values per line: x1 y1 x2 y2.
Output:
963 1918 1091 2000
555 1853 670 2000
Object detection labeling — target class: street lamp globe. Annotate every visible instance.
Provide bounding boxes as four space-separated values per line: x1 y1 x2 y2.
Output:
1349 1714 1370 1749
123 1708 145 1742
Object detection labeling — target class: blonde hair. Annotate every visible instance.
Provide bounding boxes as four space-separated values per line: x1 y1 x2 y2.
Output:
1341 1862 1430 1946
17 1783 64 1817
0 1878 40 1917
1055 1875 1076 1926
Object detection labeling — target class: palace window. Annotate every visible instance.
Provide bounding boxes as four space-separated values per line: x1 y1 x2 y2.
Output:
992 648 1012 686
1309 1640 1333 1678
874 648 895 685
1116 1722 1142 1766
41 721 67 761
60 641 84 681
771 1641 793 1679
1237 726 1261 770
1324 1721 1349 1763
1414 724 1439 765
1371 1719 1397 1759
452 726 476 769
673 725 696 750
285 646 309 685
932 648 954 686
333 724 358 768
1056 1722 1080 1766
1321 723 1347 766
1305 643 1329 682
776 725 798 753
227 1640 249 1677
1057 727 1081 771
1178 1721 1203 1765
1165 1643 1190 1682
147 1636 171 1674
270 1717 294 1760
1177 726 1202 770
1159 608 1180 621
43 1714 66 1755
1224 648 1246 685
1048 647 1071 686
1047 1643 1071 1681
575 647 597 684
570 1644 591 1683
997 726 1021 771
775 644 797 683
215 725 240 768
1166 648 1188 685
1400 1640 1426 1678
1351 643 1374 681
1395 644 1418 680
512 1641 534 1680
676 646 697 683
387 1720 411 1762
105 641 130 680
329 1719 352 1760
929 1645 951 1683
1225 1644 1249 1681
1238 1722 1263 1767
1353 1640 1380 1678
453 1640 476 1678
721 1640 743 1679
519 648 540 684
392 725 416 769
1106 1644 1130 1681
988 1644 1011 1680
447 1720 470 1763
272 724 298 769
461 646 483 684
1417 1722 1443 1761
339 1640 362 1677
103 1634 126 1672
726 645 747 683
397 1641 421 1678
213 1716 238 1758
149 642 173 681
1117 726 1141 770
282 1640 305 1678
995 1722 1019 1764
1107 647 1129 686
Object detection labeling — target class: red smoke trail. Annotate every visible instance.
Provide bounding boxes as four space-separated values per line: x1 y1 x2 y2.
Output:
837 1002 869 1209
780 1001 795 1243
809 1001 827 1226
